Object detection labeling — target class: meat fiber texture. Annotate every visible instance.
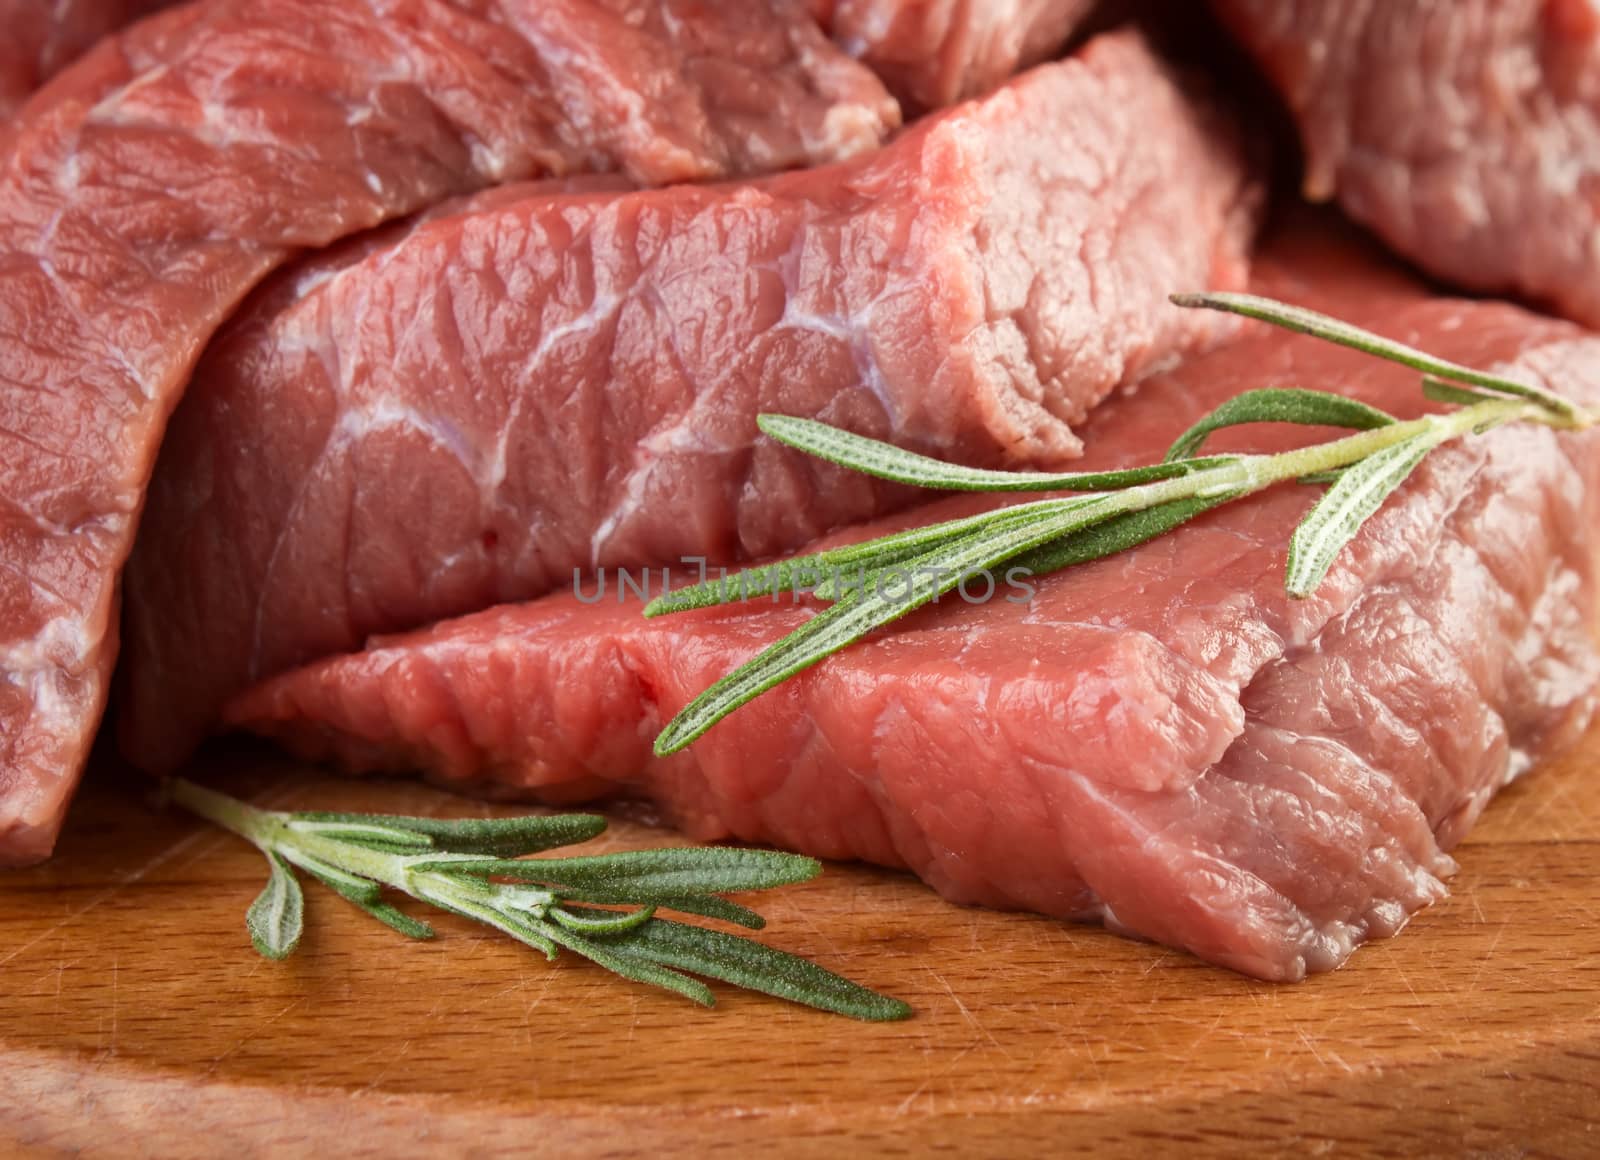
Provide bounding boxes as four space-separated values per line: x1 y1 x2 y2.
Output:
0 0 899 867
120 29 1262 776
810 0 1099 110
0 0 172 121
228 222 1600 980
3 0 1094 124
1214 0 1600 328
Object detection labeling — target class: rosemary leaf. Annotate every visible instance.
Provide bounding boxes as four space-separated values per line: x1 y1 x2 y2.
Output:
284 841 436 937
278 846 384 905
1164 388 1396 462
1285 432 1439 597
541 922 717 1008
1420 376 1504 409
359 901 436 940
643 545 907 616
247 852 304 961
1170 292 1585 423
548 903 658 935
559 890 768 930
285 817 435 853
411 877 561 960
650 433 1239 618
1011 494 1237 579
806 502 1068 600
596 918 913 1022
294 810 607 857
760 413 1235 492
644 505 1045 616
654 496 1118 754
431 846 822 896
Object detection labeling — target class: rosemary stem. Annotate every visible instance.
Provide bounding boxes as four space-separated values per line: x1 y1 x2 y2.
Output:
173 778 574 945
292 831 416 891
1170 291 1593 426
285 829 535 902
1245 397 1539 483
171 777 491 898
1092 397 1535 523
167 781 909 1017
168 777 285 849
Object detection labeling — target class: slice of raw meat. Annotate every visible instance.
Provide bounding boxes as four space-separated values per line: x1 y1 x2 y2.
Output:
811 0 1098 109
1213 0 1600 327
0 0 898 867
227 220 1600 980
0 0 172 120
120 29 1262 775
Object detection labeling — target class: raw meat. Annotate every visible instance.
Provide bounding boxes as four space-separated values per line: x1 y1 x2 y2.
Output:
4 0 1092 120
228 221 1600 979
0 0 898 865
121 30 1261 774
0 0 171 120
1214 0 1600 326
811 0 1098 109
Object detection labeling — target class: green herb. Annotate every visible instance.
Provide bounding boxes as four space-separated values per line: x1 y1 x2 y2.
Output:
168 778 910 1021
647 293 1594 754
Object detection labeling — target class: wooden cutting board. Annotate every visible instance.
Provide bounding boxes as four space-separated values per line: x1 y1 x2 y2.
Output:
2 728 1597 1158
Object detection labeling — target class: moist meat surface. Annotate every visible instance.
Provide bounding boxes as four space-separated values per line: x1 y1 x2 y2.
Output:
228 221 1600 979
0 0 171 120
812 0 1099 109
121 30 1261 774
0 0 898 866
1214 0 1600 326
8 0 1101 122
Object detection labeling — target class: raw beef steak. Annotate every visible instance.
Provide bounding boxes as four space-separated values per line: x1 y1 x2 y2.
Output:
0 0 897 865
1214 0 1600 326
229 222 1600 979
811 0 1098 109
0 0 171 119
121 31 1261 773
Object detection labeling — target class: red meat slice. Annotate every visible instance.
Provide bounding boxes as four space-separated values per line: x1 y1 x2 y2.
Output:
0 0 898 865
1214 0 1600 326
0 0 171 120
121 30 1261 774
811 0 1099 110
227 221 1600 979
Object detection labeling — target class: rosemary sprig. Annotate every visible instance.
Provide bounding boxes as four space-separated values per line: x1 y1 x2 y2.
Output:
1168 292 1587 423
647 294 1594 754
169 778 910 1021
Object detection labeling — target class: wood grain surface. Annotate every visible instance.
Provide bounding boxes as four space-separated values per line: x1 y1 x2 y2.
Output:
1 726 1597 1158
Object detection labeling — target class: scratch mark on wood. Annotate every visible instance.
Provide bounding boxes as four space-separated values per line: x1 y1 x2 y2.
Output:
0 828 211 968
201 999 305 1078
109 956 120 1054
1467 923 1507 994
